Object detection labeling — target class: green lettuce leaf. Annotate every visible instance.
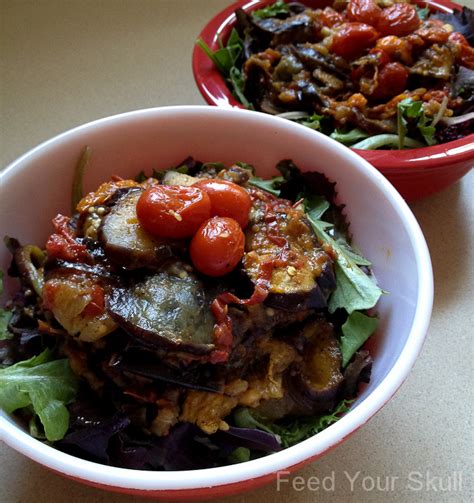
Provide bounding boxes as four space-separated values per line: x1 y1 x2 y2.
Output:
0 349 79 441
197 29 254 108
248 175 284 196
296 113 325 131
234 399 352 448
304 195 382 313
341 311 379 367
330 128 370 145
228 447 251 464
397 98 438 149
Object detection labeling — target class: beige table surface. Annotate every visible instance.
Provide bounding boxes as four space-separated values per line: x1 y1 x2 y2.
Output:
1 1 473 502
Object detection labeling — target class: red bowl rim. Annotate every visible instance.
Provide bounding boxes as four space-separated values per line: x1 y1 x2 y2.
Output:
192 0 474 172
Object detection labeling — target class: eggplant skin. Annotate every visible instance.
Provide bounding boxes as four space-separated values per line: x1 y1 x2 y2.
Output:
286 319 343 414
98 189 184 270
106 267 216 355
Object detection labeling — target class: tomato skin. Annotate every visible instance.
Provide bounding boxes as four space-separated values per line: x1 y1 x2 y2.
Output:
331 23 379 60
45 214 90 263
369 47 391 66
371 62 408 100
449 32 474 68
136 185 211 239
193 179 252 228
320 7 343 27
378 4 420 37
347 0 381 26
190 217 245 277
82 284 105 317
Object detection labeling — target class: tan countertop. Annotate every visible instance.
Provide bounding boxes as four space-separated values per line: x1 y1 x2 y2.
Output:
1 1 473 501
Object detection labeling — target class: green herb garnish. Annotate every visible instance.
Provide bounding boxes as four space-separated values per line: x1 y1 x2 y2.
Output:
252 0 290 19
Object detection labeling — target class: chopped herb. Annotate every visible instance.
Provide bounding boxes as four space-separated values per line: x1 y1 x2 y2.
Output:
252 0 291 20
415 5 430 20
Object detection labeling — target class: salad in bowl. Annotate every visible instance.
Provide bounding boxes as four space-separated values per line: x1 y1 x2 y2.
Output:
0 153 381 469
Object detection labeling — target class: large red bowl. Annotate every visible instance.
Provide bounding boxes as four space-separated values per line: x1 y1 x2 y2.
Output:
192 0 474 201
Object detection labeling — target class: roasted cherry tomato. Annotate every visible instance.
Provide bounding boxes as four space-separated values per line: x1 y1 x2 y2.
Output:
369 47 391 66
320 7 343 27
136 185 211 239
331 23 379 60
371 62 408 100
193 179 252 228
377 3 420 37
449 32 474 68
190 217 245 277
346 0 381 26
375 35 413 64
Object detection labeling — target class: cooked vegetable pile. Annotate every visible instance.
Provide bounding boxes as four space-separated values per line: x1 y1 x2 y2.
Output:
198 0 474 149
0 154 382 469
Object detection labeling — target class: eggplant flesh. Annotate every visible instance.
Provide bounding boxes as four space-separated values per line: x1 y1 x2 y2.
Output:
106 266 215 354
286 319 343 414
243 192 336 311
99 189 183 269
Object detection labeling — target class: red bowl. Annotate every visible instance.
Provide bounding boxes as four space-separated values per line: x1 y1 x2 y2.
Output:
192 0 474 201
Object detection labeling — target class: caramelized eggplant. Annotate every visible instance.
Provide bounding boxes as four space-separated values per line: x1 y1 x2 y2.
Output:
99 189 183 269
106 265 215 355
243 188 336 311
286 319 343 413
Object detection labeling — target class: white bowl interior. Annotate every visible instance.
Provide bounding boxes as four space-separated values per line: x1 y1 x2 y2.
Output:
0 106 433 491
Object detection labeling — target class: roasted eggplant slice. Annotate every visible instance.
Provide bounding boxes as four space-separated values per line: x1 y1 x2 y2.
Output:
99 189 183 269
115 350 222 393
243 188 336 311
286 319 343 413
106 265 216 354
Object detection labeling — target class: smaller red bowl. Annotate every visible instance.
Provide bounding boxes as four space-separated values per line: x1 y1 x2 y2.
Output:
192 0 474 201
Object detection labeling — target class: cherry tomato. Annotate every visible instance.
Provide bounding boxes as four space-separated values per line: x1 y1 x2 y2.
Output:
347 0 381 26
416 20 450 44
136 185 211 239
375 35 413 64
370 62 408 100
320 7 344 27
331 23 380 60
193 179 252 228
377 4 420 37
45 214 90 263
190 217 245 277
369 47 391 66
449 32 474 68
